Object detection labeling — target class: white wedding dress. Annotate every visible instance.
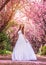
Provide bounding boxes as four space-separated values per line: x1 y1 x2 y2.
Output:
12 30 37 61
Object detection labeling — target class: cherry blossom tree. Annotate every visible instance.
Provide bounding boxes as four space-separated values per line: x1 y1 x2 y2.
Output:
0 0 46 53
12 0 46 53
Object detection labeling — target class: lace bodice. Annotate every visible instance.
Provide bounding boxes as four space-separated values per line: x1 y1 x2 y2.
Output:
18 30 22 34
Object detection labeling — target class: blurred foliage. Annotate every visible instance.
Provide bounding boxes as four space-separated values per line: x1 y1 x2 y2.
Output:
0 31 12 54
38 44 46 55
4 20 18 31
0 49 12 55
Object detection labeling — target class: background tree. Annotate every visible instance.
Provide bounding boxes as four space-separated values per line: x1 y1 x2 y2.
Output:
0 0 46 53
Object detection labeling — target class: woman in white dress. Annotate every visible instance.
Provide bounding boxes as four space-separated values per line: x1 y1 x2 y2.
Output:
12 24 37 61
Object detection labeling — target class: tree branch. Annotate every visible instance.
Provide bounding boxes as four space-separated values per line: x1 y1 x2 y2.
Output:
0 0 10 11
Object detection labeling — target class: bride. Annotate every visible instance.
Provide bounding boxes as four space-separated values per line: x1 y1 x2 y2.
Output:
12 24 37 61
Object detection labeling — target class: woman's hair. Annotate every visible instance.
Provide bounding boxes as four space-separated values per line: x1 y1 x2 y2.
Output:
18 24 24 34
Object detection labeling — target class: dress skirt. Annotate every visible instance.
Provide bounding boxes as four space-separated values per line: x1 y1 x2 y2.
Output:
12 30 37 61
